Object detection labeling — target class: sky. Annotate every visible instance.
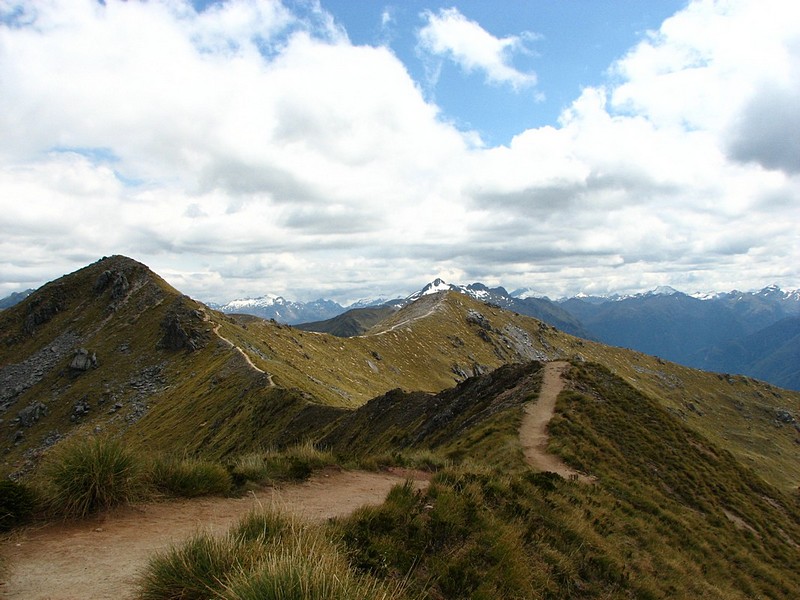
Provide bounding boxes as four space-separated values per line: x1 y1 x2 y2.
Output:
0 0 798 304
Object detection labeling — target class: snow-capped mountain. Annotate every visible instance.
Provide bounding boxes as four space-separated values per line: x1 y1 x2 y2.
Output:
209 295 345 325
404 280 590 337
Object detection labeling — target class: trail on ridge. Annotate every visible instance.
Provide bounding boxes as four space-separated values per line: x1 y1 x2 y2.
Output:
0 469 426 600
520 361 592 482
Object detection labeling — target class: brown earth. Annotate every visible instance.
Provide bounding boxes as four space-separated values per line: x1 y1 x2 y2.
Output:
520 361 593 482
0 469 428 600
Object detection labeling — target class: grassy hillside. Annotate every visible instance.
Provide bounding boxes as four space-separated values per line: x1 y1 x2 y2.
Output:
3 257 799 495
334 362 800 598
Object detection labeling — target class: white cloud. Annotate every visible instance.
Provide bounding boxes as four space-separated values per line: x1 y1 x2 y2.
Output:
0 0 798 302
417 7 537 89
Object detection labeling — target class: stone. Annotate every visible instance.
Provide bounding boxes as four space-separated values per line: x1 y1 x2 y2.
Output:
17 402 48 427
70 348 97 371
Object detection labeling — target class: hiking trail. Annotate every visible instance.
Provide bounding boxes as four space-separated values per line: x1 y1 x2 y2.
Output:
0 469 427 600
520 361 593 483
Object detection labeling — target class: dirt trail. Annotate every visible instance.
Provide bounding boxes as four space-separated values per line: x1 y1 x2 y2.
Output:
520 361 592 482
0 469 427 600
212 322 274 386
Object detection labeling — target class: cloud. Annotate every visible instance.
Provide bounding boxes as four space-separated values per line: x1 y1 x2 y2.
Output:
417 7 537 89
0 0 798 302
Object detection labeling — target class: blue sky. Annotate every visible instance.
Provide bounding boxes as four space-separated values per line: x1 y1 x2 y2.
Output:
320 1 685 144
0 0 798 303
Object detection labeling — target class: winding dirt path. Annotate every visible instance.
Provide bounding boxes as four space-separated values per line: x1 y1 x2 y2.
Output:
0 469 427 600
212 322 274 386
520 361 592 482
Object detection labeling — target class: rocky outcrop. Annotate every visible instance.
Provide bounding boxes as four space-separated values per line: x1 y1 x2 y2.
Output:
69 348 97 371
16 402 48 427
94 269 130 300
23 285 67 334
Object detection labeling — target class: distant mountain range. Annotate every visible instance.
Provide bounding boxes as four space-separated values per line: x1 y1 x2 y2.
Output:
4 278 798 390
200 280 800 390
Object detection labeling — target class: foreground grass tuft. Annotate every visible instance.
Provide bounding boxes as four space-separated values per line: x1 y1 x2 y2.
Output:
148 457 232 498
137 532 263 600
44 436 140 518
137 507 405 600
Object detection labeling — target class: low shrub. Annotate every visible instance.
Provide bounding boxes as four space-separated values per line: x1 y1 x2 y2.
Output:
148 457 232 498
44 436 139 518
0 479 39 531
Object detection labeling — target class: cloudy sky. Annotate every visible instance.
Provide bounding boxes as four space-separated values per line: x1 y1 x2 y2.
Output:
1 0 798 303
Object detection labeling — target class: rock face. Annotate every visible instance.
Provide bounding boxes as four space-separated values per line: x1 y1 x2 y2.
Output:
69 348 97 371
23 285 66 334
94 269 130 300
160 314 192 350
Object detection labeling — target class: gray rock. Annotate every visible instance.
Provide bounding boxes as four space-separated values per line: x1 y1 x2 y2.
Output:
70 348 97 371
776 409 795 424
17 402 48 427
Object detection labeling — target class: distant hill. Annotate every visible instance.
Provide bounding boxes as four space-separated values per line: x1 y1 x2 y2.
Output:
294 306 397 337
209 295 344 324
693 316 800 390
558 285 800 390
0 289 34 309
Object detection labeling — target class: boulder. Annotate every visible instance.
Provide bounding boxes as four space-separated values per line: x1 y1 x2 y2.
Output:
70 348 97 371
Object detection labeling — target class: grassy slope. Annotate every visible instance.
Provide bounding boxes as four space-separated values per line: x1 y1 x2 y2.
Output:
3 258 799 492
336 362 800 599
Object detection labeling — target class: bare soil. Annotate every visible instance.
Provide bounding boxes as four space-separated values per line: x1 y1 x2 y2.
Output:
520 361 593 482
0 469 428 600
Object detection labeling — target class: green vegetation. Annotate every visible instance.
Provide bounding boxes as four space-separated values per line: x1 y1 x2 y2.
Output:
0 479 39 531
230 442 337 486
329 364 800 598
148 456 232 498
43 436 140 518
137 507 405 600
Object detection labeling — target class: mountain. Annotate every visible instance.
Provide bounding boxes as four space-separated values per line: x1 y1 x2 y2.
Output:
3 257 800 490
0 289 34 310
559 290 745 363
694 316 800 390
294 306 398 337
4 256 800 596
557 284 800 390
210 295 344 324
404 279 592 338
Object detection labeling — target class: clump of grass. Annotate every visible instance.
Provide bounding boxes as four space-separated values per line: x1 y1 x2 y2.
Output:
0 479 39 531
231 442 337 484
137 507 404 600
354 450 451 473
148 456 232 498
44 436 140 518
221 529 405 600
137 531 262 600
229 506 295 544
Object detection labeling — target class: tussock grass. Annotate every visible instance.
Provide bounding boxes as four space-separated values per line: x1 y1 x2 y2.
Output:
221 528 406 600
0 479 39 531
147 456 232 498
231 442 337 485
43 436 140 518
137 506 406 600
